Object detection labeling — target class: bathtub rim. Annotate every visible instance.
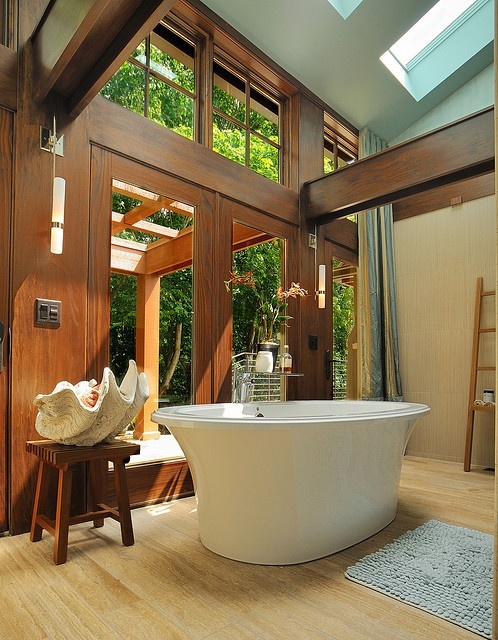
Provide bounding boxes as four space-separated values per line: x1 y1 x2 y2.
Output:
151 399 430 430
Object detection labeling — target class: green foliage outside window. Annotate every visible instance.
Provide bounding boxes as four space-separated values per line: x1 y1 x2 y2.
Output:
101 32 195 141
101 61 146 115
231 240 283 354
333 278 355 362
110 192 193 404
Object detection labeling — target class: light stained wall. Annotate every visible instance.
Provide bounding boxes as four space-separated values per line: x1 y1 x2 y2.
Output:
394 195 495 465
390 64 493 146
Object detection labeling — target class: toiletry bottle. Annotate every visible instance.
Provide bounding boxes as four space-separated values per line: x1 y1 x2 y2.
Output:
280 345 292 373
483 389 495 403
255 350 273 373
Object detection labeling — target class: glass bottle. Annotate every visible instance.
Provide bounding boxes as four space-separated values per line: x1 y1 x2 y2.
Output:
280 345 292 373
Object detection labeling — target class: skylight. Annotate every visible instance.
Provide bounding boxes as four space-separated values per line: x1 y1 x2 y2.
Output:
380 0 493 101
327 0 364 20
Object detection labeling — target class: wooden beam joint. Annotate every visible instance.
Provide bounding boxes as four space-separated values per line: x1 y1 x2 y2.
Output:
304 108 494 225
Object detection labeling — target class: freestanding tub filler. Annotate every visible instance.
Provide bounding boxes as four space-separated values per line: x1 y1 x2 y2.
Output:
151 400 429 565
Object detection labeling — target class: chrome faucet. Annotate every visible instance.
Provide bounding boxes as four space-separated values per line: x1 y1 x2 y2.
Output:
233 371 255 403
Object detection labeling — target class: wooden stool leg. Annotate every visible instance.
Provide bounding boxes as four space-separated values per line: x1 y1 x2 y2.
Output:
30 460 50 542
113 459 134 546
464 410 474 472
53 466 73 565
89 459 106 528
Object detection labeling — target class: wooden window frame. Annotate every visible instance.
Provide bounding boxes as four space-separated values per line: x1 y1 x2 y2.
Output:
212 52 283 182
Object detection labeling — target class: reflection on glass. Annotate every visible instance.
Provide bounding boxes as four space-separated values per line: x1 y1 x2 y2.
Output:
101 62 146 116
213 113 246 165
213 62 246 123
249 90 279 142
150 27 195 93
100 22 196 141
149 76 194 139
249 134 279 182
212 58 281 182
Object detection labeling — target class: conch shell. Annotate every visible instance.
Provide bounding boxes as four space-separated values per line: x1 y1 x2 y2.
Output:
33 360 149 446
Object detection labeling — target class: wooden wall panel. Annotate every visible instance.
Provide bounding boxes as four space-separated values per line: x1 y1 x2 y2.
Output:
194 191 226 403
0 45 17 111
111 153 202 210
0 108 12 532
88 145 112 377
293 93 332 400
89 97 299 224
10 45 91 533
211 194 233 402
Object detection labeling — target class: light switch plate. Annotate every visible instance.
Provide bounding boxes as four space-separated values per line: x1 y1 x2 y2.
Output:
35 298 62 328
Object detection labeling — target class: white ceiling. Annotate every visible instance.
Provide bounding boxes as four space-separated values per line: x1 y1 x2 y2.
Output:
200 0 493 142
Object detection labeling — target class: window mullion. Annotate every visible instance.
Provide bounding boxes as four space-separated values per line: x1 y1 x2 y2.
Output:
144 36 151 118
244 72 250 169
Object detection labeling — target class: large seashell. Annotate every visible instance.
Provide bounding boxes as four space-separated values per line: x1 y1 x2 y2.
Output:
33 360 149 446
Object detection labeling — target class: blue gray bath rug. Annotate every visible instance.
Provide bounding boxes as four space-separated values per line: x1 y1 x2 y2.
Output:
345 520 493 638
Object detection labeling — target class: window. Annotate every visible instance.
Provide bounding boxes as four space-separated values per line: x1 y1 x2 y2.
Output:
101 21 197 140
213 59 281 182
380 0 493 101
324 115 357 174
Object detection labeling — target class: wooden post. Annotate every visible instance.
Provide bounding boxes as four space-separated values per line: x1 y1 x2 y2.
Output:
134 274 161 440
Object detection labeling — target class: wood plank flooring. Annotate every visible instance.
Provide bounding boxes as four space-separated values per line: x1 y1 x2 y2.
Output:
0 456 494 640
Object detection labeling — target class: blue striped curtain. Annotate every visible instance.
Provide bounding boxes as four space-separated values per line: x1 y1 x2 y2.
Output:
358 128 402 401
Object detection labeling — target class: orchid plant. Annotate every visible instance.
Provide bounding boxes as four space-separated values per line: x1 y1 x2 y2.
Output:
225 270 308 345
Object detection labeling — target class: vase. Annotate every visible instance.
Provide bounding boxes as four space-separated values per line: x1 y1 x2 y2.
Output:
257 341 279 371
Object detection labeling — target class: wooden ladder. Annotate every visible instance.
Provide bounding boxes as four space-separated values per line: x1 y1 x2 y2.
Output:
463 277 495 471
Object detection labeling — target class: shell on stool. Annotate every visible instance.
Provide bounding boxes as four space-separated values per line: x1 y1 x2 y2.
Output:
33 360 149 446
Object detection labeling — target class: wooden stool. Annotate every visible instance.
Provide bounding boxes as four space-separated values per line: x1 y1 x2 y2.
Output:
26 439 140 565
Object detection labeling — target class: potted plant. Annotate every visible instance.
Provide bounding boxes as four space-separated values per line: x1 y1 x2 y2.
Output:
225 271 307 366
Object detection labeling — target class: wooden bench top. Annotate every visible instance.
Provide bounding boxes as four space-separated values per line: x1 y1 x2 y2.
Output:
26 439 141 466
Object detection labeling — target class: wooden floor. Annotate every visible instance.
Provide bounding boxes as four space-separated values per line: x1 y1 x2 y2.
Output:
1 456 494 640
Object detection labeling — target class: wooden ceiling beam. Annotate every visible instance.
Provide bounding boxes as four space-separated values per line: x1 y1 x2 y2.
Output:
145 228 193 277
393 173 495 221
111 223 277 277
304 108 494 225
31 0 176 116
232 224 273 252
112 212 179 238
111 237 146 275
113 180 195 219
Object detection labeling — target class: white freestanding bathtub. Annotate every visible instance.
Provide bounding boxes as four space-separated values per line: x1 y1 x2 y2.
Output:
151 400 429 565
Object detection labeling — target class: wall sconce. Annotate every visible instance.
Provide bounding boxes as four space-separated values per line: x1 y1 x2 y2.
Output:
309 230 326 309
41 116 65 254
317 264 326 309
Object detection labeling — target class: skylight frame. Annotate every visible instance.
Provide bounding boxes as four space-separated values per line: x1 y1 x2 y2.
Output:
380 0 493 101
327 0 364 20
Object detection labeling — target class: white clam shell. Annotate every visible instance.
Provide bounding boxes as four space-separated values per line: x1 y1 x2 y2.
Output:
33 360 149 446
